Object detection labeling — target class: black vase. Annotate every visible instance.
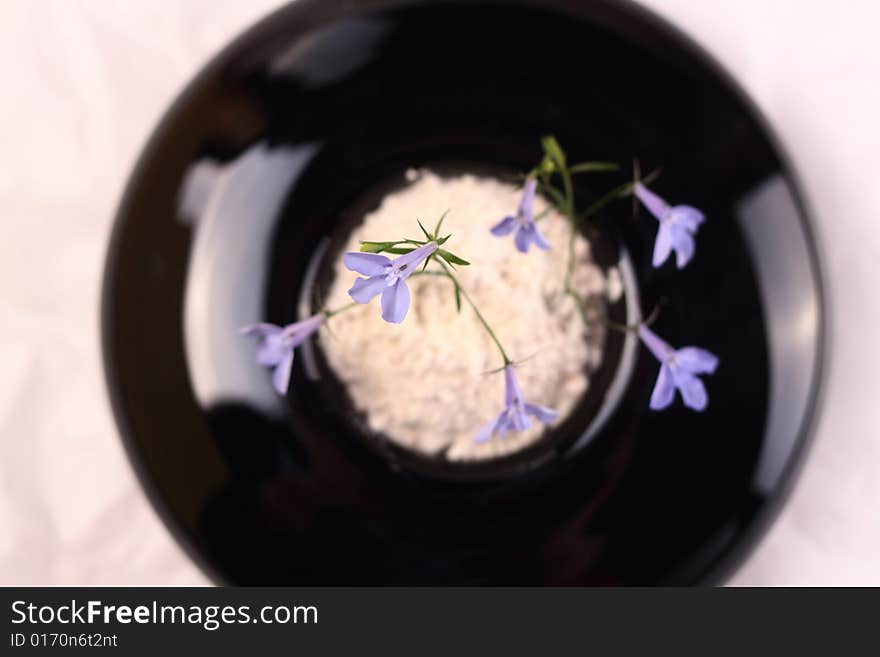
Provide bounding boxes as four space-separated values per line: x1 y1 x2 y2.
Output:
102 0 826 585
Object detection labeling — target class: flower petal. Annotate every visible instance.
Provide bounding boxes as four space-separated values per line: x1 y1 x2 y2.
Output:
638 324 675 363
634 182 670 221
393 241 437 273
495 409 514 438
272 350 295 395
675 347 719 375
511 408 532 431
282 314 325 349
503 366 525 406
475 413 504 443
255 335 286 366
670 205 704 231
670 225 696 268
652 222 674 267
343 252 391 277
649 364 676 410
674 370 709 411
518 178 537 222
490 215 517 236
525 402 558 424
239 323 282 338
348 275 388 304
531 222 551 250
380 279 411 323
514 224 535 253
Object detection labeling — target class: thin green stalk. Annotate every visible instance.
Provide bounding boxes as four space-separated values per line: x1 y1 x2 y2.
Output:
589 302 662 334
552 160 623 327
537 179 566 208
427 261 512 366
568 292 631 333
532 208 552 222
572 166 662 224
559 165 576 217
323 301 358 318
534 146 663 332
551 161 581 306
578 181 634 224
563 220 577 293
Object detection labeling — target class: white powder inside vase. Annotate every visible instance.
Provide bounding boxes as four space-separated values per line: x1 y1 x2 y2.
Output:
320 170 612 461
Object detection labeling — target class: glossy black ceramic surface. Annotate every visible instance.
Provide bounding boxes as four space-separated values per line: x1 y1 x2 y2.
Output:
102 0 825 584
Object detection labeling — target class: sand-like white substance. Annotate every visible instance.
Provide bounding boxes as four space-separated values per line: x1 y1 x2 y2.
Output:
320 170 612 461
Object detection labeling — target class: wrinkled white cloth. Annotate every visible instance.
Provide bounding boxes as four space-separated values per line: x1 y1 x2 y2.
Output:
0 0 878 585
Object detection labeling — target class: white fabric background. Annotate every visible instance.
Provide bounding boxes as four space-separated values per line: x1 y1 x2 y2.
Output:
1 0 877 585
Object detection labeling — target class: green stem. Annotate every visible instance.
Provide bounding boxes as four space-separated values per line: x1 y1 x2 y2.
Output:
578 181 634 224
553 163 581 303
532 207 552 222
560 166 575 217
428 262 512 366
535 150 662 331
563 222 577 293
323 301 358 319
603 315 638 333
555 162 620 328
575 166 661 224
568 292 634 334
537 179 566 208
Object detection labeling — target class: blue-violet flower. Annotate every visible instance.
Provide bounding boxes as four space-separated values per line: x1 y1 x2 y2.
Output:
490 177 551 253
634 182 704 269
475 365 559 443
344 241 438 324
638 324 719 412
240 314 325 394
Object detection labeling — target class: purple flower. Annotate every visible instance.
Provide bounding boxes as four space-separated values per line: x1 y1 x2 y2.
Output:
490 177 551 253
475 365 559 443
634 182 705 269
240 314 325 394
343 241 438 324
638 324 719 412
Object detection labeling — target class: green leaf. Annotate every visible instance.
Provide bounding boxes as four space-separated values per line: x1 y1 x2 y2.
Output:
569 161 619 174
437 249 470 266
359 241 398 253
541 135 566 167
359 239 423 255
454 283 462 313
416 219 432 241
437 233 452 246
434 210 449 238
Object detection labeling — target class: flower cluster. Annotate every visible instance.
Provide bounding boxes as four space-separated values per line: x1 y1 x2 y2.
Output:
487 138 718 412
629 176 717 410
239 137 720 447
